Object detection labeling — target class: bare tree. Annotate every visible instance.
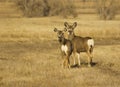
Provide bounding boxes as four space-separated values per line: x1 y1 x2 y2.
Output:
96 0 118 20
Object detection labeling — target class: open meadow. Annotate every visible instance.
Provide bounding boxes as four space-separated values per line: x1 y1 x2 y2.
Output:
0 16 120 87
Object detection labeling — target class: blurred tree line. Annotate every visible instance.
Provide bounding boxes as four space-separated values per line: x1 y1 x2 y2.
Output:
15 0 77 18
2 0 120 20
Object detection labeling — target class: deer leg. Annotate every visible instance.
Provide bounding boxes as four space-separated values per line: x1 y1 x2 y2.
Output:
61 52 64 68
67 56 70 68
73 57 76 65
62 58 65 68
73 52 76 65
76 53 81 67
62 55 70 68
90 52 93 63
87 51 92 67
90 46 93 61
62 58 67 68
65 55 71 68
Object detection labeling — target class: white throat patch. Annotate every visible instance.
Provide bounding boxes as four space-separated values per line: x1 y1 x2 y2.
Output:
61 45 68 54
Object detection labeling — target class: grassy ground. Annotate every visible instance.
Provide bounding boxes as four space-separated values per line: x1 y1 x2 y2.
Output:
0 16 120 41
0 16 120 87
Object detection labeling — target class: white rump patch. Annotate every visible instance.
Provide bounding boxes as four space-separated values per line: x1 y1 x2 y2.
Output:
87 39 94 47
61 45 68 54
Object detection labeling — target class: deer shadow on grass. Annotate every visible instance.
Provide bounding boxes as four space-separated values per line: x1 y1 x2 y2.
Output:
0 57 15 61
70 62 97 68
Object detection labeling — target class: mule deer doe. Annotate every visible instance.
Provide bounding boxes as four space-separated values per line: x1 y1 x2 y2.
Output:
54 28 73 68
64 22 94 67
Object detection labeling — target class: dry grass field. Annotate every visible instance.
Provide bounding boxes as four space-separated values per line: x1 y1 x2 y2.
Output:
0 16 120 87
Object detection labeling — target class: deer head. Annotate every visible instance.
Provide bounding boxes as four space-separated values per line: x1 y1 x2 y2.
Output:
64 22 77 40
54 28 64 38
64 22 77 35
54 28 65 43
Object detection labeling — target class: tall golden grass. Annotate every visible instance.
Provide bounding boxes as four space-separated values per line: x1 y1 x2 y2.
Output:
0 17 120 41
0 17 120 87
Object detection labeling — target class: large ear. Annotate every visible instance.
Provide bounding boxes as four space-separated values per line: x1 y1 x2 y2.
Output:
64 22 69 28
72 22 77 29
54 28 58 32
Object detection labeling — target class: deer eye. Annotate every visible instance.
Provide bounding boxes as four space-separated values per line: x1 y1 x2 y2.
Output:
64 28 67 32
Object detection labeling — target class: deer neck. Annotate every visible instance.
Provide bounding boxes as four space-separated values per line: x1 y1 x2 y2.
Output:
68 32 75 41
59 37 66 45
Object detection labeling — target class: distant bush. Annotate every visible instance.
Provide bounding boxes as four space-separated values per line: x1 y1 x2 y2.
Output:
15 0 77 18
96 0 119 20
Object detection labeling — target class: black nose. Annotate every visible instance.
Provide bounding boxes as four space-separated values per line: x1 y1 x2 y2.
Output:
68 31 72 34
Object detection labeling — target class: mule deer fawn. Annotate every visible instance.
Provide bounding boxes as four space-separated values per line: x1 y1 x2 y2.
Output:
54 28 73 68
64 22 94 67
